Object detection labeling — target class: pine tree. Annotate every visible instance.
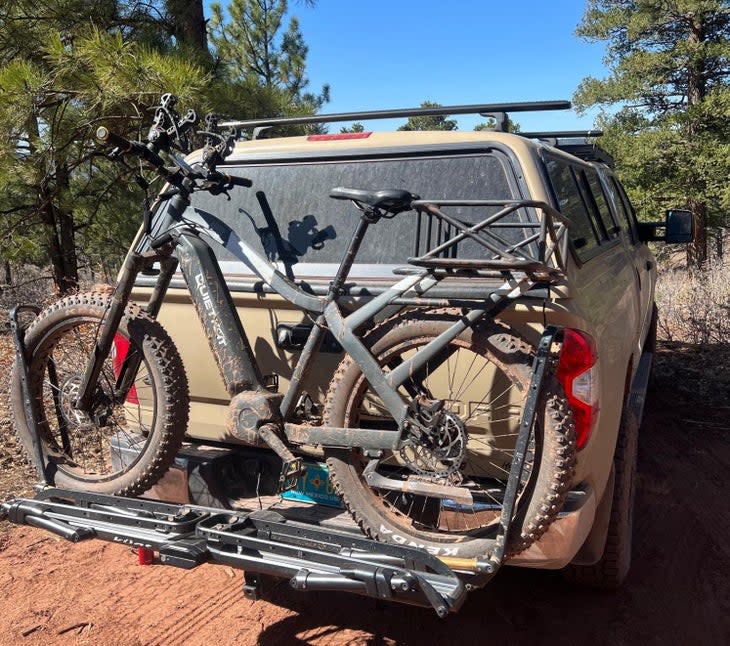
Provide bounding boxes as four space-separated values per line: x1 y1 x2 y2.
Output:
208 0 328 124
397 102 458 131
575 0 730 267
0 2 208 292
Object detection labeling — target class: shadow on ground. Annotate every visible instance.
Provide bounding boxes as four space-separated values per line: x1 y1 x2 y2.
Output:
254 381 730 645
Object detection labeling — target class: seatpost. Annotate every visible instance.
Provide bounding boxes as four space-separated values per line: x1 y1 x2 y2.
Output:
327 209 376 300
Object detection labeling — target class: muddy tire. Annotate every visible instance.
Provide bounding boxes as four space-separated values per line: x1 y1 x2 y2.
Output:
562 403 638 588
324 311 576 559
11 291 189 496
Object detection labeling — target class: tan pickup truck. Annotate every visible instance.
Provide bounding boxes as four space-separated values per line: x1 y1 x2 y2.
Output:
127 122 691 588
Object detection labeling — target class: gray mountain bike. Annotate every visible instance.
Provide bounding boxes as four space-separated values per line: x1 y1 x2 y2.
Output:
11 95 576 560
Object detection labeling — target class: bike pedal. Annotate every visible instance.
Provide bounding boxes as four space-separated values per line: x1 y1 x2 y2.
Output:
279 458 305 492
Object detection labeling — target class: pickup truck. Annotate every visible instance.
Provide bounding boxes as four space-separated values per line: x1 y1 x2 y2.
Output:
122 111 691 588
7 102 693 611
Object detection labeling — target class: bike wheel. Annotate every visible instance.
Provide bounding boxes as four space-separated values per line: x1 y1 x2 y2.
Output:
11 291 189 496
324 310 576 558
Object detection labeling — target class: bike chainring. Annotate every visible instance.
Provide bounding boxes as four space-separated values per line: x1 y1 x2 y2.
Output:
399 401 467 478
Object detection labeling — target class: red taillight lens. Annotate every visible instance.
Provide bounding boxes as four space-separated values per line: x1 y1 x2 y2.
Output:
556 329 599 450
112 334 139 404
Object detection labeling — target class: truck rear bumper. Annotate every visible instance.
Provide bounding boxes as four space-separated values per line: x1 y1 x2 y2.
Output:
508 484 596 569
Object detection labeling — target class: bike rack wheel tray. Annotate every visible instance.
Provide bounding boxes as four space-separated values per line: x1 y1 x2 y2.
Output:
2 487 468 616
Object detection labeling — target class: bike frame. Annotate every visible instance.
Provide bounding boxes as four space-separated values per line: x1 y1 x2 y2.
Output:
75 188 569 451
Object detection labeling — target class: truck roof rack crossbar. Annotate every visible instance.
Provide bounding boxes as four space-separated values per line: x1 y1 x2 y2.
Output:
517 130 603 139
219 100 571 130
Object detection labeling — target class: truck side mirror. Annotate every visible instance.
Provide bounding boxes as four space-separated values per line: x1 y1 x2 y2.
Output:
637 209 694 243
664 209 694 243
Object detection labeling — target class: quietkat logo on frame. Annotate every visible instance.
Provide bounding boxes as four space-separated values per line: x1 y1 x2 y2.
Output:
195 273 228 347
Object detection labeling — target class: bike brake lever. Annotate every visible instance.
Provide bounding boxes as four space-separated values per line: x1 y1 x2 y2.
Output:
203 182 231 200
107 147 124 160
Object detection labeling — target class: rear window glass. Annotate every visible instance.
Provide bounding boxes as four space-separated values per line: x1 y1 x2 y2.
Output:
544 158 599 258
185 152 526 274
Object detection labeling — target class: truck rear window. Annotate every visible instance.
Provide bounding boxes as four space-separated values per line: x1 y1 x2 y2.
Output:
187 151 526 275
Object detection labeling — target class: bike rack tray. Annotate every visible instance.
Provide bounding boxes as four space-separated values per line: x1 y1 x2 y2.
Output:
1 487 468 616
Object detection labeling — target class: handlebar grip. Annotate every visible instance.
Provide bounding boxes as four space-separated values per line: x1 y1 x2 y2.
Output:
96 126 132 151
220 173 253 188
96 126 166 169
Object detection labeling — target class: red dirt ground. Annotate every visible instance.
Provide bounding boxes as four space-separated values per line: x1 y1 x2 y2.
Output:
0 342 728 645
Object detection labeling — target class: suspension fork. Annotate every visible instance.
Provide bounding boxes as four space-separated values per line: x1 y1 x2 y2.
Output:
74 250 168 412
113 255 179 400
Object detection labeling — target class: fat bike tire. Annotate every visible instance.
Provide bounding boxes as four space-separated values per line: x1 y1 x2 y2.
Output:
10 291 189 496
324 310 576 559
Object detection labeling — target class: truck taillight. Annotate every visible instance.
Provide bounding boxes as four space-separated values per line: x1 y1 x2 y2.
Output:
556 329 598 450
112 334 139 405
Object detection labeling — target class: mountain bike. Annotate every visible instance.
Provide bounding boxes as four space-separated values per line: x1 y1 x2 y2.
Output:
11 95 576 559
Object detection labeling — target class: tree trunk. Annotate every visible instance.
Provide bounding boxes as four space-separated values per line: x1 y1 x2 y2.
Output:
686 198 707 269
685 15 708 268
166 0 209 57
39 188 78 294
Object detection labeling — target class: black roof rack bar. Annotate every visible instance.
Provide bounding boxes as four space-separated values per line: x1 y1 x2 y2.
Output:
219 100 571 129
518 130 603 139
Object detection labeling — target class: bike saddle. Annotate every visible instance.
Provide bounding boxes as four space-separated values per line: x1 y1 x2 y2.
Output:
329 187 418 214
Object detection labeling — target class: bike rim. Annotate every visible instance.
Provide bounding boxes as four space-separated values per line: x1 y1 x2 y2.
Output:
30 317 158 483
344 334 540 537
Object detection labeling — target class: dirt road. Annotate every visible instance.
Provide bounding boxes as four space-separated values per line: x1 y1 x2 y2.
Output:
1 347 729 645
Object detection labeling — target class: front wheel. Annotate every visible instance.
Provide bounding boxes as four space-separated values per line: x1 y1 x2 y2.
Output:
11 291 189 496
324 311 576 558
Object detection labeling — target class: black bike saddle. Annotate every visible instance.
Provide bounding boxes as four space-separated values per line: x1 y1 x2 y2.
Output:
329 187 418 214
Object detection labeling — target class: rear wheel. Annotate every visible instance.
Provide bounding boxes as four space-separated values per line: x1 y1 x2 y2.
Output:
11 291 189 496
324 311 576 558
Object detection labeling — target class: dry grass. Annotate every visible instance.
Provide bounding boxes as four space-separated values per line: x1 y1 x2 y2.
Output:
655 260 730 345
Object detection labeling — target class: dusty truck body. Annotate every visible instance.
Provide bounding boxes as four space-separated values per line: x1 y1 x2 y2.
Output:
4 100 692 613
127 127 664 571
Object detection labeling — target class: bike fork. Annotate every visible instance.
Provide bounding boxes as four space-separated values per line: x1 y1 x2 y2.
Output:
74 250 164 413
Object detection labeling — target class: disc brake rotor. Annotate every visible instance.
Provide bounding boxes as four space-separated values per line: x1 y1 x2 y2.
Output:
399 409 467 478
58 374 113 428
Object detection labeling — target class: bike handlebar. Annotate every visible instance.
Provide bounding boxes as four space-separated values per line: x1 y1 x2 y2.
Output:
97 126 253 193
96 126 167 169
209 171 253 188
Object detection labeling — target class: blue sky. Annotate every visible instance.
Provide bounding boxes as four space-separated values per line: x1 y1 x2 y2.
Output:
213 0 610 132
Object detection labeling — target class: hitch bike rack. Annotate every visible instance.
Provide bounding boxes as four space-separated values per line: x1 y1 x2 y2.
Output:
4 239 562 615
2 487 469 616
